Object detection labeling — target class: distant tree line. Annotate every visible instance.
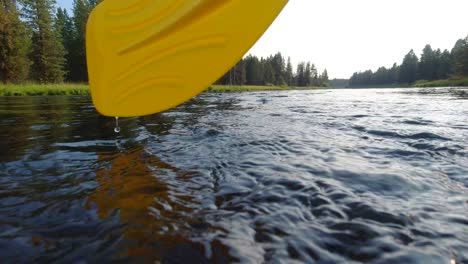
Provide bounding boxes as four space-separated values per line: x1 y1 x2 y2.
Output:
349 36 468 87
1 0 100 84
216 52 329 87
329 78 349 88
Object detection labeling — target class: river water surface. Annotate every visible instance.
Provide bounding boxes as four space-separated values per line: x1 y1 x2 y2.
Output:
0 87 467 263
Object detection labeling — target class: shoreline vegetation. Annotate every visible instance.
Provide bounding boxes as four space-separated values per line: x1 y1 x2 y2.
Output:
1 82 467 97
412 77 468 88
345 77 468 89
0 84 325 96
206 85 324 92
0 84 89 96
348 36 468 88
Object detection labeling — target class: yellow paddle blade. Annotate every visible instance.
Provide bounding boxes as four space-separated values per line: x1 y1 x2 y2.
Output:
86 0 289 117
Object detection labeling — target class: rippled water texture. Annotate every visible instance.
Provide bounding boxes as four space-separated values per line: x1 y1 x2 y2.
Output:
0 88 467 263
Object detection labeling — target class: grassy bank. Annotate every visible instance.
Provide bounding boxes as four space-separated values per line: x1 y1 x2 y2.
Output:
347 83 408 89
0 84 323 96
413 77 468 88
2 82 466 96
206 85 323 92
0 84 89 96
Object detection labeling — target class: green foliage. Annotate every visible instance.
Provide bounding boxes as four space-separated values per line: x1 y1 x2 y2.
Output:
0 0 103 84
216 59 246 85
451 36 468 76
55 7 74 81
329 78 349 88
271 52 285 85
69 0 99 82
22 0 66 83
245 55 263 85
285 57 293 86
320 69 329 86
295 62 305 86
0 83 89 95
206 85 322 93
350 63 402 87
350 35 468 87
399 49 419 84
418 45 436 80
263 62 276 85
434 50 452 80
413 77 468 87
304 62 312 86
0 0 31 83
418 45 452 81
0 83 323 96
217 52 327 87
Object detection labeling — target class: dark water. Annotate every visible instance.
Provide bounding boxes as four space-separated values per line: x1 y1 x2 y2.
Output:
0 87 467 263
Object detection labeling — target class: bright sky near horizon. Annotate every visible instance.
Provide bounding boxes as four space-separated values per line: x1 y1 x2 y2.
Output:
57 0 468 79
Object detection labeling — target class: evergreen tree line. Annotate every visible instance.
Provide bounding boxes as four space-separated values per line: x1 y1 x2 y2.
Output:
216 52 329 87
349 36 468 87
0 0 101 84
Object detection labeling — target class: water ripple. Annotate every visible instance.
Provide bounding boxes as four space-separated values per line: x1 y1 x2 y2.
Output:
0 88 467 263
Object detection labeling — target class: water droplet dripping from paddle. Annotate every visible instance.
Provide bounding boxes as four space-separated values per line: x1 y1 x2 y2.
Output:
114 117 120 133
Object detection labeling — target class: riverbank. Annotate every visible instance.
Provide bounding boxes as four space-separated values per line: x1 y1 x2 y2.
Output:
0 84 323 96
345 77 468 89
346 84 405 89
207 85 322 92
413 77 468 87
0 84 89 96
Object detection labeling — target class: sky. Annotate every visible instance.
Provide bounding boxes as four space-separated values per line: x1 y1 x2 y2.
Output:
57 0 468 79
57 0 71 10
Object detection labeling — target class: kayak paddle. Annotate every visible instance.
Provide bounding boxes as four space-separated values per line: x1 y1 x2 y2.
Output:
86 0 289 117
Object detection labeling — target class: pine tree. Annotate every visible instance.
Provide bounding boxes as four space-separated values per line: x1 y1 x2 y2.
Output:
232 59 246 85
263 61 275 85
320 69 329 86
55 7 74 81
399 49 419 84
389 63 399 84
285 57 293 86
304 62 312 86
245 55 262 85
22 0 66 83
70 0 100 82
437 49 452 79
271 52 285 85
310 63 318 86
451 36 468 76
418 44 436 80
0 0 31 83
296 62 305 86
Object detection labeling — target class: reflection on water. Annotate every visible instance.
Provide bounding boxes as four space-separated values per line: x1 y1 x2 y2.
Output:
89 147 229 262
0 88 467 263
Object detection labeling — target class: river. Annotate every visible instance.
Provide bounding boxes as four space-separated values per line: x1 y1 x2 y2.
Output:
0 87 467 263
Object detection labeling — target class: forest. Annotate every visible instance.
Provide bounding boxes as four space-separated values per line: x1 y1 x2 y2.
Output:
1 0 102 83
0 0 329 87
349 37 468 87
216 53 328 87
